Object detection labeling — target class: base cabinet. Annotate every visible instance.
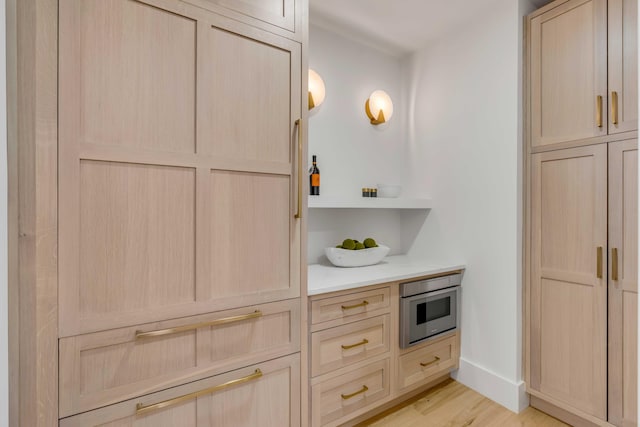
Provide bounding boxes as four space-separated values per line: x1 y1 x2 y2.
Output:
60 355 300 427
308 277 462 427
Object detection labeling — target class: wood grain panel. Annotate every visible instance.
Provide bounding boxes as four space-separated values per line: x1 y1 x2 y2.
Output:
59 299 299 417
530 145 607 419
311 287 390 326
183 0 296 33
200 25 293 164
60 355 300 427
397 335 458 391
608 139 638 426
311 358 389 427
311 315 390 377
530 0 607 147
609 0 638 134
59 0 196 152
78 161 196 315
204 170 298 303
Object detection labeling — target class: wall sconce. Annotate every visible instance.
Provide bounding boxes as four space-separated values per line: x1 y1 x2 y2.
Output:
308 69 326 110
365 90 393 125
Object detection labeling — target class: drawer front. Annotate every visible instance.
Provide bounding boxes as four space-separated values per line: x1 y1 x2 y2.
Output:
398 334 458 391
60 299 300 417
311 287 390 326
311 358 389 427
60 354 300 427
311 315 390 377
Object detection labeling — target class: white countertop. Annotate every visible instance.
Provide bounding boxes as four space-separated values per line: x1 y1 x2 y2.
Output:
308 255 465 296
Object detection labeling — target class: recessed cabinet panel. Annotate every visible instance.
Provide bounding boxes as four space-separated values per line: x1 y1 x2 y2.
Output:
530 0 607 147
205 170 298 302
59 0 197 152
200 26 294 164
79 161 197 316
530 145 607 419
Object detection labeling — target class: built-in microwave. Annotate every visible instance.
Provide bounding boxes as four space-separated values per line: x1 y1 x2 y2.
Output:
399 273 462 349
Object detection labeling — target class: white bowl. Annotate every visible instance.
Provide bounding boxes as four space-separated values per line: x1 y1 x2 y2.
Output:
377 184 402 198
325 245 390 268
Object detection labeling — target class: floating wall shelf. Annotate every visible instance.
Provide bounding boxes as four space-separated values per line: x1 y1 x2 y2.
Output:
307 196 432 209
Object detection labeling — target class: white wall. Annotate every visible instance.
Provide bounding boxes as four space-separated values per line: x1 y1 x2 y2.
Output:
0 0 8 424
402 0 534 412
308 24 422 263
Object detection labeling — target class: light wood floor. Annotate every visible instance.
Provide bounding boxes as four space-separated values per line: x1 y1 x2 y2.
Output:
358 379 569 427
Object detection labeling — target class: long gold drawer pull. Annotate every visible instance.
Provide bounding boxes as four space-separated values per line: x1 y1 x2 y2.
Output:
136 369 263 416
612 247 619 281
420 356 441 367
341 300 369 310
341 338 369 350
135 310 263 339
612 91 619 125
596 95 603 128
596 246 603 279
341 385 368 400
294 119 303 219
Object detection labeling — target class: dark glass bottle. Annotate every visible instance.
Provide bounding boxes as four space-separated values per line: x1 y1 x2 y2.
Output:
309 155 320 195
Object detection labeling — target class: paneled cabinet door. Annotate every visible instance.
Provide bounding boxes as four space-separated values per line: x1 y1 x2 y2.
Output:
530 0 607 148
609 0 638 134
608 139 638 427
530 145 608 419
58 0 302 336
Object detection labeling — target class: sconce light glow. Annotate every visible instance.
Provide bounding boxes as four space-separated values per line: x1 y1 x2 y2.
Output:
365 90 393 125
308 69 326 110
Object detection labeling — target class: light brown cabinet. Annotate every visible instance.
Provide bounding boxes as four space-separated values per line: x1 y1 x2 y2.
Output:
528 140 638 426
308 279 461 427
608 139 638 426
10 0 306 424
529 0 637 150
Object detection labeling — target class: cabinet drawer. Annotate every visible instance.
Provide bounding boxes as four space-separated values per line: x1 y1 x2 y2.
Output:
398 334 458 391
311 287 390 326
60 354 300 427
311 315 390 377
59 299 300 417
311 358 389 427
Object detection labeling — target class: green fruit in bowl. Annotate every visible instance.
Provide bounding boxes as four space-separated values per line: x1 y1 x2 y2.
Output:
336 245 342 248
364 238 378 248
355 242 365 250
341 239 356 250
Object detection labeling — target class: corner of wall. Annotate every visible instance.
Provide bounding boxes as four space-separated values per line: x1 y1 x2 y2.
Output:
452 357 529 413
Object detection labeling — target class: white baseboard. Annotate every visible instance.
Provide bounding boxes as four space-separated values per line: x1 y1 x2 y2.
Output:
451 357 529 413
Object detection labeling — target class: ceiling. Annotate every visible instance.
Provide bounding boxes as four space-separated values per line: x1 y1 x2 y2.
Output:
309 0 553 56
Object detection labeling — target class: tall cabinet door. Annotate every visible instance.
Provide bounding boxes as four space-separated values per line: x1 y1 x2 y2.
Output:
608 139 638 427
530 144 608 418
530 0 607 148
58 0 302 336
608 0 638 134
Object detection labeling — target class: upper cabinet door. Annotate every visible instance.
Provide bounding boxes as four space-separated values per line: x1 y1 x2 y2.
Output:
59 0 302 337
608 139 638 426
530 0 608 148
608 0 638 134
183 0 299 39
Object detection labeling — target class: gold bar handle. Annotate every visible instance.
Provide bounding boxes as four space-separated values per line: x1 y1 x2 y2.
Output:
136 310 262 339
341 300 369 310
597 246 603 279
341 338 369 350
612 247 619 281
136 369 262 415
341 385 368 400
596 95 603 128
420 356 441 368
294 119 303 219
612 91 619 125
